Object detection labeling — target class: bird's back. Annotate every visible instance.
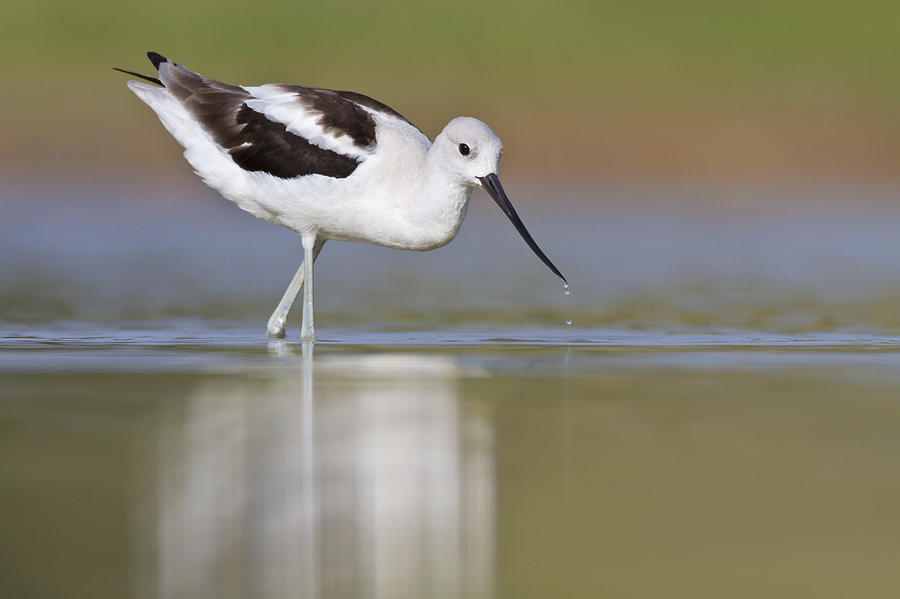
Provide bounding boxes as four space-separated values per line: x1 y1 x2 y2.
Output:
126 54 433 234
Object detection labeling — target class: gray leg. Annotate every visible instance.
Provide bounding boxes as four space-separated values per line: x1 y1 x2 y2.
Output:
266 262 304 339
299 233 318 341
266 238 326 339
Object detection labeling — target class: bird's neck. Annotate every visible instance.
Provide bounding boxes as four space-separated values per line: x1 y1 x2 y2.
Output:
399 151 473 250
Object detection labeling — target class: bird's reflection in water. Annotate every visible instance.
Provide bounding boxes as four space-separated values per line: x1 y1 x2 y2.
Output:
138 343 494 599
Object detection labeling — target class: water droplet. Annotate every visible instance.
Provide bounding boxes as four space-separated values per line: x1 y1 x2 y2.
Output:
565 319 574 327
563 283 570 296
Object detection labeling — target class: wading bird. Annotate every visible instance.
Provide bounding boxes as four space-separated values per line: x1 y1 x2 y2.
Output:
117 52 566 340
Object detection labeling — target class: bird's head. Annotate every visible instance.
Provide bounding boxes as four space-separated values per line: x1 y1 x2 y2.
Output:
434 116 567 285
436 116 504 186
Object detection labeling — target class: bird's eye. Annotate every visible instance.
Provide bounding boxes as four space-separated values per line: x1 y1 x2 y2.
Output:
458 143 470 156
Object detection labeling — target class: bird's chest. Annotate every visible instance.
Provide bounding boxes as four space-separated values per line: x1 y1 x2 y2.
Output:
323 186 471 251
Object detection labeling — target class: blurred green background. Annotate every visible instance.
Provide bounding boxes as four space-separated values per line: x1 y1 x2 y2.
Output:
3 0 900 185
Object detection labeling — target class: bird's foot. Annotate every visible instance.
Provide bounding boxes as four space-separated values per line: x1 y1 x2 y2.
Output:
266 317 287 339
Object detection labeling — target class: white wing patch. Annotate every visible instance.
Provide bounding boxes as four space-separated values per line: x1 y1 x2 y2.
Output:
243 86 374 160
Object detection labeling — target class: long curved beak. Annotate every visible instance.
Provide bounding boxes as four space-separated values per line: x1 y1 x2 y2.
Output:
478 173 567 285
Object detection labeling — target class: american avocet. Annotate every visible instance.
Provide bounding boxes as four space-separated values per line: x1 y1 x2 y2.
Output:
117 52 566 341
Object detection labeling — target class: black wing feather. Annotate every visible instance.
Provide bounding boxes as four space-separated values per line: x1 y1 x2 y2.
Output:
112 67 162 86
231 105 360 179
147 54 365 179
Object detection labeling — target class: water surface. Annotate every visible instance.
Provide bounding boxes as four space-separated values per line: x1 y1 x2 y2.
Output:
4 183 900 597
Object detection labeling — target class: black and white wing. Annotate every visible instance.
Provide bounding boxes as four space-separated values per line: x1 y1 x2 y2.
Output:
146 52 419 180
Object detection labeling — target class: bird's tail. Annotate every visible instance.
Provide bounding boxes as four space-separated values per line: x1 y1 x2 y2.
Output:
113 52 171 86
